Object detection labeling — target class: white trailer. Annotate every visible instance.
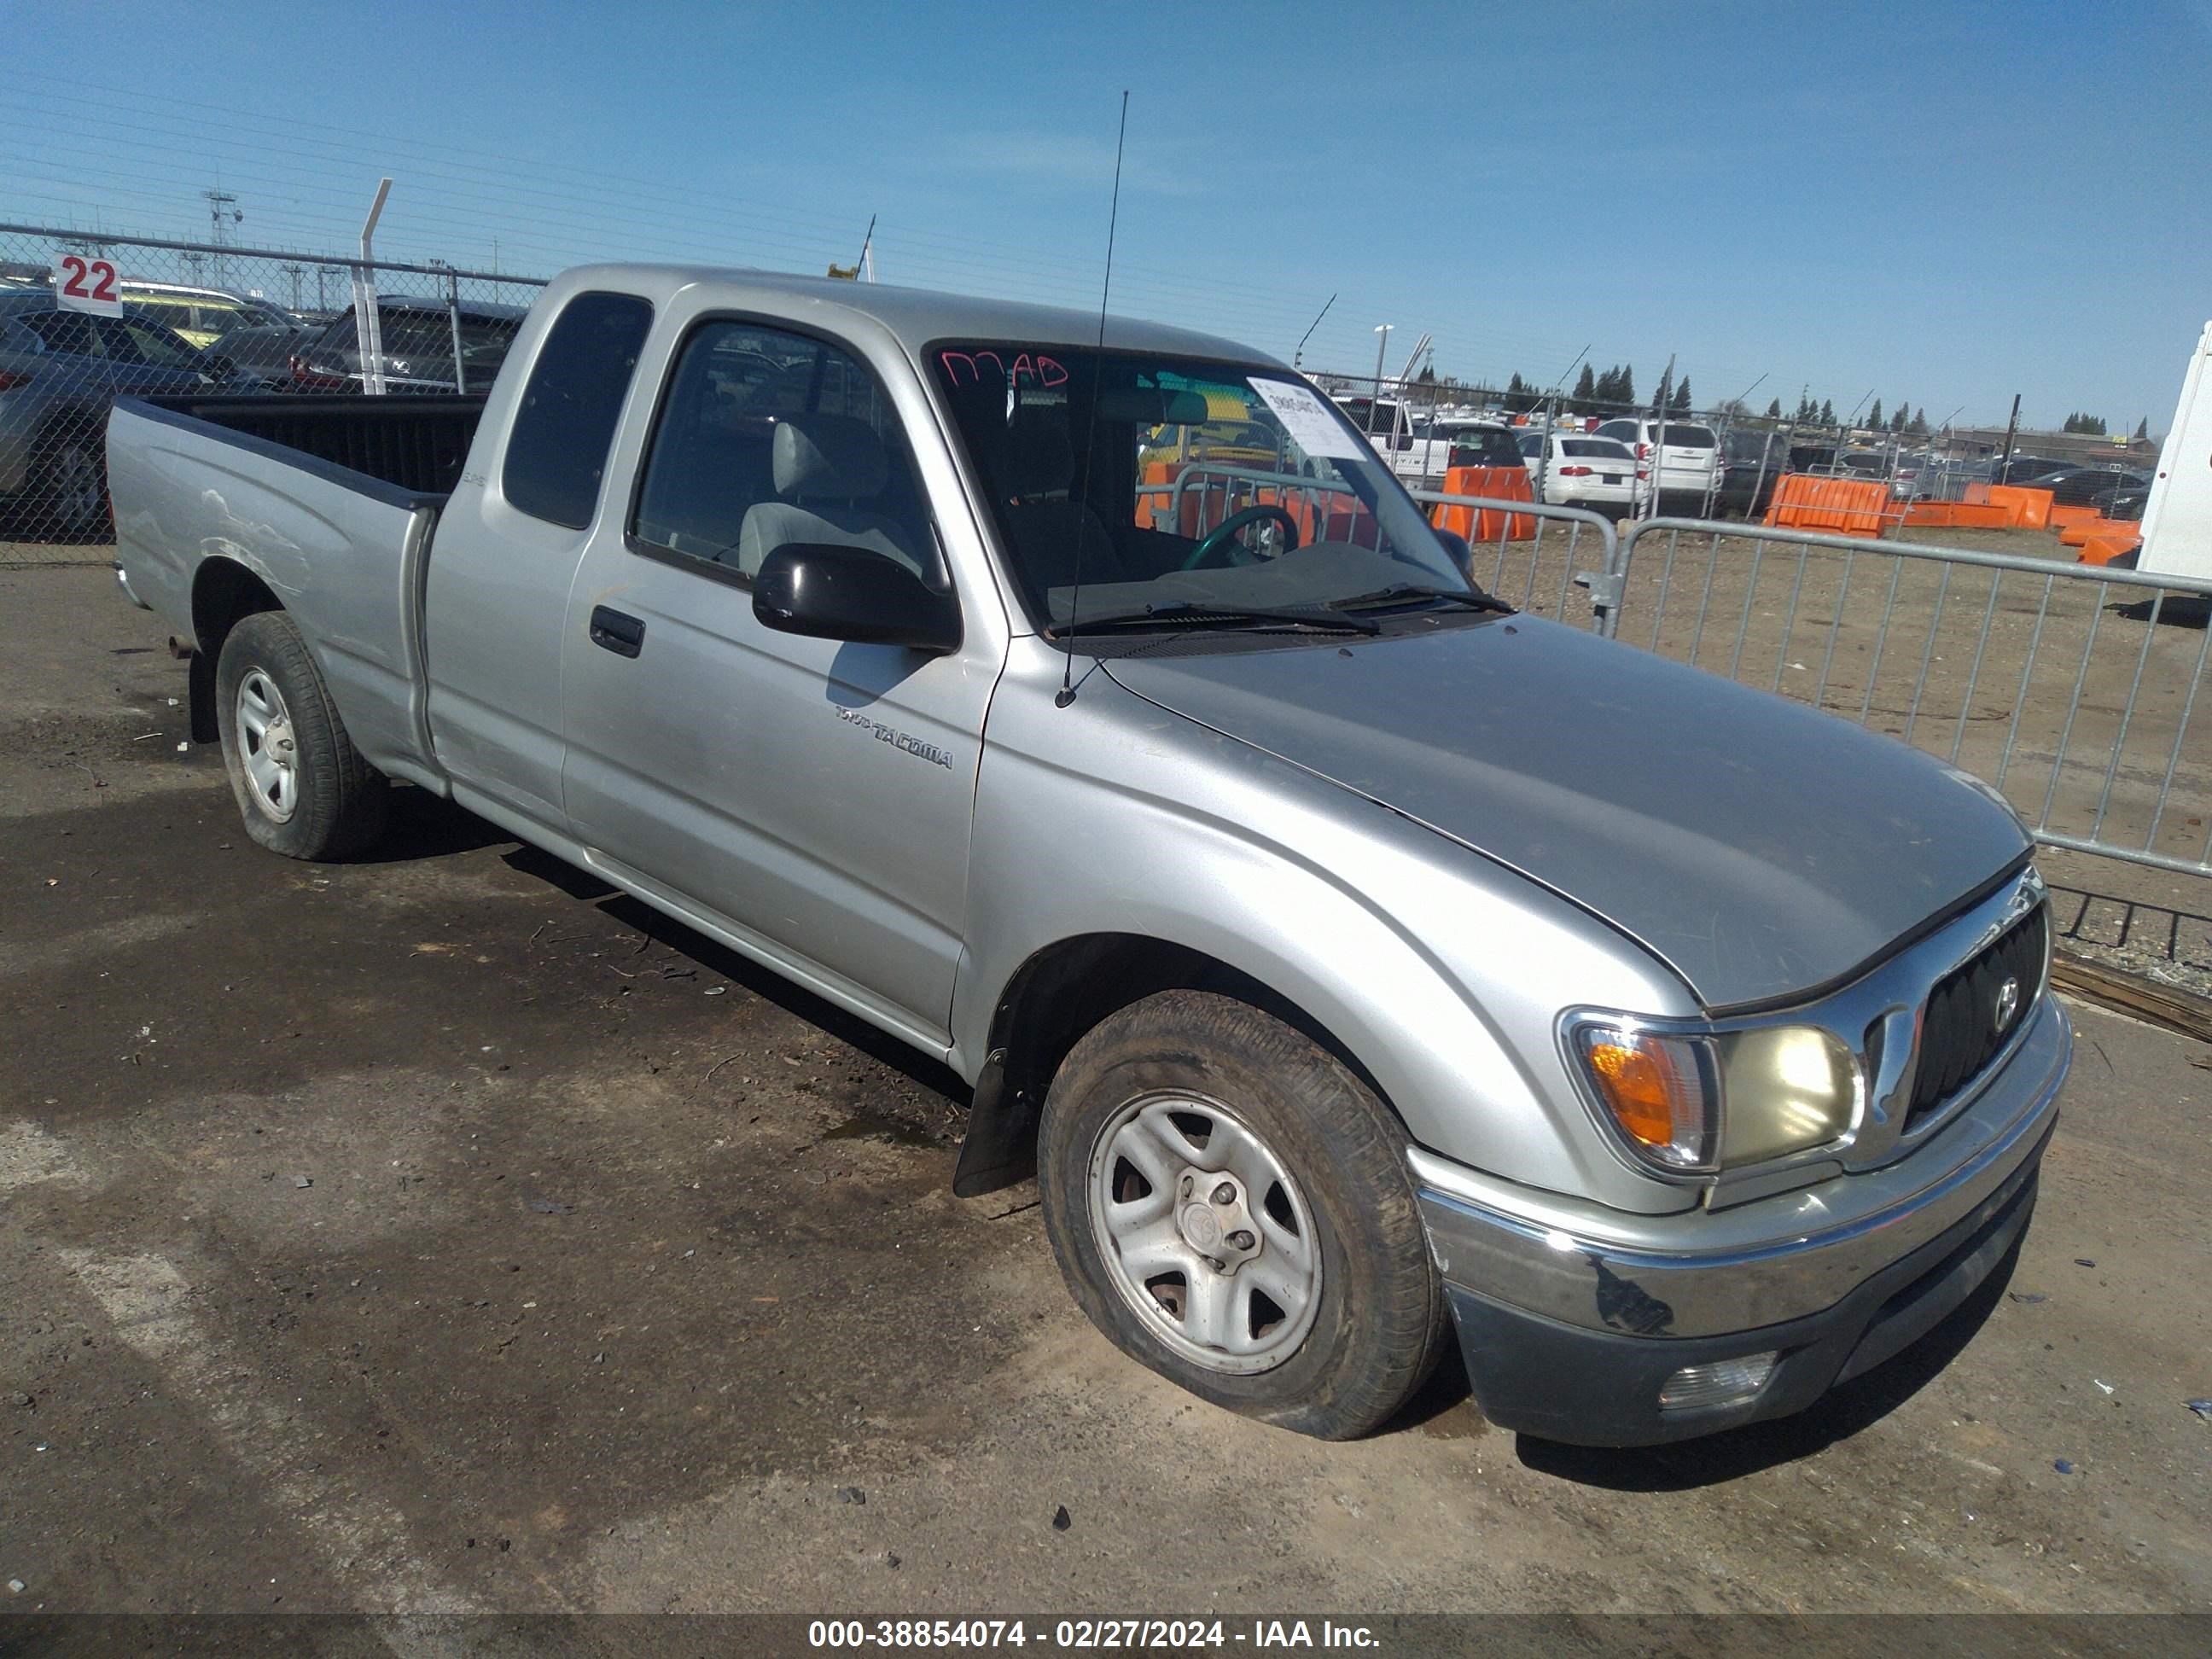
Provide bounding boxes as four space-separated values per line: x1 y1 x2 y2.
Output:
2137 321 2212 581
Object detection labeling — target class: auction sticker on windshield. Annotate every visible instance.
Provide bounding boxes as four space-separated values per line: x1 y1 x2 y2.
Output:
1249 378 1364 460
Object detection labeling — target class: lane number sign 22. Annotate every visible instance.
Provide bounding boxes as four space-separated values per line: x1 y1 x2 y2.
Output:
55 254 122 316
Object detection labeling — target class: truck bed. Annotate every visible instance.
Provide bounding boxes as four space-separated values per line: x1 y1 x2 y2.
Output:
131 393 486 497
107 395 482 794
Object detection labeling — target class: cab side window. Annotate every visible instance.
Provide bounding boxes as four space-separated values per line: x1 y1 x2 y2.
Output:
629 319 939 588
503 291 655 529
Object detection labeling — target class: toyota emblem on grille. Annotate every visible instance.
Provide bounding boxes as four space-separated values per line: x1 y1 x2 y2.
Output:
1994 976 2021 1033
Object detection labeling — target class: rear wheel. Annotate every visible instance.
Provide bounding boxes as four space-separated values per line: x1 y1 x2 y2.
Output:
214 610 388 860
1039 990 1447 1440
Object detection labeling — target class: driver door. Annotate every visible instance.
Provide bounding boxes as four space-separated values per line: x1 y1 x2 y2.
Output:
558 313 998 1045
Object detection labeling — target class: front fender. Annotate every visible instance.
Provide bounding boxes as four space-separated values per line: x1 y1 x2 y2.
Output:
956 649 1703 1217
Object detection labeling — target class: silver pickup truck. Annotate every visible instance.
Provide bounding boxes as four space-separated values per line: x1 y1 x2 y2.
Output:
108 265 2069 1447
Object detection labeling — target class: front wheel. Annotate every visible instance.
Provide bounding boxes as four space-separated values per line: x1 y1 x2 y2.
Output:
32 433 108 541
1039 991 1447 1439
214 609 389 860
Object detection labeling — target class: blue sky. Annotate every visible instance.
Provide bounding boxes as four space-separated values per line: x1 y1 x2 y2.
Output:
3 0 2206 430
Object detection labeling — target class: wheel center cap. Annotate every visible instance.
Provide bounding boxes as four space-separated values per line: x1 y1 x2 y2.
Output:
1179 1203 1222 1253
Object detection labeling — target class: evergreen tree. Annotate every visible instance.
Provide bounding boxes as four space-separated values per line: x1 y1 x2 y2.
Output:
1618 366 1635 408
1908 407 1928 435
1572 363 1597 413
1819 399 1836 425
2134 416 2151 441
1670 376 1691 412
1767 397 1784 419
1866 399 1883 431
1890 405 1908 433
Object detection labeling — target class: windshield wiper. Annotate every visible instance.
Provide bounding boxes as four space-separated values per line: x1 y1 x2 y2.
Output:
1056 602 1380 637
1327 584 1516 617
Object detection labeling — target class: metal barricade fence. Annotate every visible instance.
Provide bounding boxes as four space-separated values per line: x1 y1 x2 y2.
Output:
1143 462 1620 628
1610 517 2212 878
0 223 545 544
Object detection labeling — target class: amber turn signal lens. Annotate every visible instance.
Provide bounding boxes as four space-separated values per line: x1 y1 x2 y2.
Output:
1574 1025 1719 1173
1586 1039 1683 1148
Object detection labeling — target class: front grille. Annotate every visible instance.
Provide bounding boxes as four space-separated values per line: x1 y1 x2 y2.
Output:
1906 904 2048 1129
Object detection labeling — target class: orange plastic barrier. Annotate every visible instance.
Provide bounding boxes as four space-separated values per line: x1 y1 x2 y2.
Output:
2047 504 2102 532
2059 515 2142 549
1763 474 1898 538
1986 486 2054 529
1136 460 1178 527
1964 481 1992 505
1901 501 2017 529
2077 533 2142 567
1429 465 1535 543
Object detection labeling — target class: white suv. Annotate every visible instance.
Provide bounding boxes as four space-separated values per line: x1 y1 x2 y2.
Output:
1593 418 1723 509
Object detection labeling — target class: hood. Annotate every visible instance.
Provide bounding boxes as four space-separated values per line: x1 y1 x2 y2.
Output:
1106 618 2029 1010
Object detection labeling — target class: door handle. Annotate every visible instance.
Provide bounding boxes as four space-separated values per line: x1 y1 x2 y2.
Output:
588 606 645 659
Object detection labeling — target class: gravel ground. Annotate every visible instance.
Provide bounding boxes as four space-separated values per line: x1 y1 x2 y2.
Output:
2 548 2208 1645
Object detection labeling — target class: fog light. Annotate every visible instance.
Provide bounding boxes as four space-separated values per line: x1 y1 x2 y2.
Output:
1658 1352 1778 1412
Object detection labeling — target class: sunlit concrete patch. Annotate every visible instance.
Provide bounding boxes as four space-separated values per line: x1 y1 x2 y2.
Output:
0 909 201 976
56 1246 483 1617
0 1120 90 1196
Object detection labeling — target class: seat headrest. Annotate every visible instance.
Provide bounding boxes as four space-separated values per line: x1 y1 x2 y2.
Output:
1001 408 1073 500
774 413 888 499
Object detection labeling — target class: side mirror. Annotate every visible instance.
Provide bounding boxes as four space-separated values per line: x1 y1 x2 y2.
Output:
753 542 961 654
1435 530 1474 580
201 352 238 383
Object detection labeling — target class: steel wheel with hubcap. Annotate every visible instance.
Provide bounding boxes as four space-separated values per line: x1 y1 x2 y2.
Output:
1088 1091 1321 1374
1040 989 1447 1440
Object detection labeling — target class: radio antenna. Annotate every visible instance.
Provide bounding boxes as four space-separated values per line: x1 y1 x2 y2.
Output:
1057 90 1129 709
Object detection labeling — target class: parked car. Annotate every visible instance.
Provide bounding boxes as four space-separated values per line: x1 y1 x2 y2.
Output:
108 265 2069 1448
1990 455 2068 487
1516 430 1645 515
119 282 295 350
1594 417 1722 509
2033 466 2149 507
1714 427 1789 517
1412 417 1525 479
207 317 319 389
1 291 238 537
2092 482 2149 521
287 294 528 393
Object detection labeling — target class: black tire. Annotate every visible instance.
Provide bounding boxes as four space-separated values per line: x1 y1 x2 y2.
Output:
31 429 109 543
1039 990 1447 1440
213 609 388 860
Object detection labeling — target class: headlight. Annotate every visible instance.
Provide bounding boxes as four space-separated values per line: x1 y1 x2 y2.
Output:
1712 1025 1860 1163
1569 1017 1860 1178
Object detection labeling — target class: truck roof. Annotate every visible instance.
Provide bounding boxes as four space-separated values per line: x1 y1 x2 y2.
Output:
553 263 1284 370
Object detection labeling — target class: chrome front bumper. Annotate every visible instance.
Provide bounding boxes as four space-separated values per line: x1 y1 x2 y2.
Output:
1412 993 2069 1340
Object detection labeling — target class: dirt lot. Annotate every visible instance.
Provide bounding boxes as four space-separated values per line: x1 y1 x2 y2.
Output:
3 548 2210 1635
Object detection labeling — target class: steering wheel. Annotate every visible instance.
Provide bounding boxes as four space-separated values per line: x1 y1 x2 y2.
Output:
1181 504 1301 571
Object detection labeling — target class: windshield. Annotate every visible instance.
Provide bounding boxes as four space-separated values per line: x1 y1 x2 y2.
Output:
929 343 1476 634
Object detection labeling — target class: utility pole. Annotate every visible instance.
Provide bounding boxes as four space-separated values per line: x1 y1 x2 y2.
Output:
203 189 242 288
282 264 305 311
1997 393 2022 480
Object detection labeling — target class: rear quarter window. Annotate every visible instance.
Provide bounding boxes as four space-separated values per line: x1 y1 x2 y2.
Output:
502 291 655 530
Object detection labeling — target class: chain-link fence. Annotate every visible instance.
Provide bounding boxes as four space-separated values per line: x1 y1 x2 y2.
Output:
0 224 545 543
1296 367 2161 532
